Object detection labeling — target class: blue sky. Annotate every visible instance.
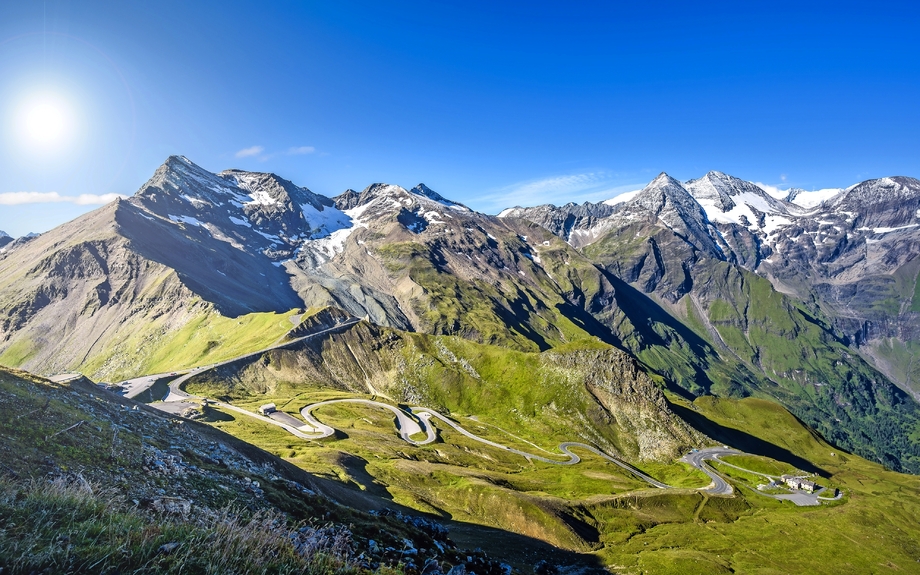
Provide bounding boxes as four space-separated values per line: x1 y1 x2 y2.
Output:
1 1 919 237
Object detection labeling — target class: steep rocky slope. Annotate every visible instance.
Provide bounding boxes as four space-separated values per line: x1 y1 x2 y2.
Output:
0 157 618 378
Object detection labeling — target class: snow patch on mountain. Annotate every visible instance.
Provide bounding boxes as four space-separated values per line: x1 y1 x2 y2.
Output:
301 203 352 238
299 203 367 259
858 224 919 234
246 191 280 207
168 214 206 227
421 210 447 224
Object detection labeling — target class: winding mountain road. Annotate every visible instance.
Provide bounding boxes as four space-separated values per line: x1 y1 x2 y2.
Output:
121 316 826 500
301 399 433 444
680 448 739 496
290 399 677 490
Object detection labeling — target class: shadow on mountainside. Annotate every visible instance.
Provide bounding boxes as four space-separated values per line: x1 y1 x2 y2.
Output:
116 201 302 317
670 402 828 477
599 272 722 395
492 289 552 351
555 301 625 350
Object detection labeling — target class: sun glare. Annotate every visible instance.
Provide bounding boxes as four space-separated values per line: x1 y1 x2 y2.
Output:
14 92 76 152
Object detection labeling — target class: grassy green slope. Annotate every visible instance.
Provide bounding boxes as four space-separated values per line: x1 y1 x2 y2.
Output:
78 307 301 380
0 365 544 574
374 223 610 354
189 324 703 462
691 261 920 473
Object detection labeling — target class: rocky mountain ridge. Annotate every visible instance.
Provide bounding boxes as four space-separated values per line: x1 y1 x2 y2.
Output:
504 172 920 345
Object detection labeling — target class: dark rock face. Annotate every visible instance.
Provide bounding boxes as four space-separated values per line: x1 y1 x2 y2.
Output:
763 176 920 347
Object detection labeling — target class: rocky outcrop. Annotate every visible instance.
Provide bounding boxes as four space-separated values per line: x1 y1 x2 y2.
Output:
542 348 704 460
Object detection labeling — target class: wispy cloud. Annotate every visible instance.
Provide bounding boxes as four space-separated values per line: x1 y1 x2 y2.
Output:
753 182 790 200
0 192 126 206
235 145 265 158
234 145 317 161
469 172 647 214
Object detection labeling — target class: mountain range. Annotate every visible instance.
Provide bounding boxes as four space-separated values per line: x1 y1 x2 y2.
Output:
1 156 919 478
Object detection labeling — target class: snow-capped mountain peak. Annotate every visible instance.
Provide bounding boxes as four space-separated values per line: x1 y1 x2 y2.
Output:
410 183 468 211
683 171 795 232
622 172 706 221
0 230 9 239
126 156 355 264
830 176 920 209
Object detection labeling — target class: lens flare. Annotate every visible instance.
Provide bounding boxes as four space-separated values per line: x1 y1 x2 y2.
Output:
14 92 76 152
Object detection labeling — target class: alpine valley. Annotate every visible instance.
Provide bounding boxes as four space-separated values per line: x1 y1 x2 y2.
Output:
3 156 920 574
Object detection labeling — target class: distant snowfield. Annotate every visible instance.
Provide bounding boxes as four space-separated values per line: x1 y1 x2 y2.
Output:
789 188 843 209
694 191 792 234
300 203 351 238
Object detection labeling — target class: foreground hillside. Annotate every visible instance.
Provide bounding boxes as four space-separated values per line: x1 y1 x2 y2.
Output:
0 366 533 574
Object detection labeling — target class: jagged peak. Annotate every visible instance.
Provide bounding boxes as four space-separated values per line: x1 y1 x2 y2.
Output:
683 172 738 212
161 155 214 177
0 230 9 239
649 171 683 188
411 183 449 203
634 172 696 203
218 169 328 210
333 189 361 211
136 155 228 199
348 182 468 214
410 183 469 210
362 182 409 197
686 170 766 196
609 173 709 228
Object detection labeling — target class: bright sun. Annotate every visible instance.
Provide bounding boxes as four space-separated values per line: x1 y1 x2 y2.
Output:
14 92 76 152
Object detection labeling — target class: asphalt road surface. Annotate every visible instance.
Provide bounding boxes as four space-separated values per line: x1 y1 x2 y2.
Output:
679 447 739 496
301 399 433 444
